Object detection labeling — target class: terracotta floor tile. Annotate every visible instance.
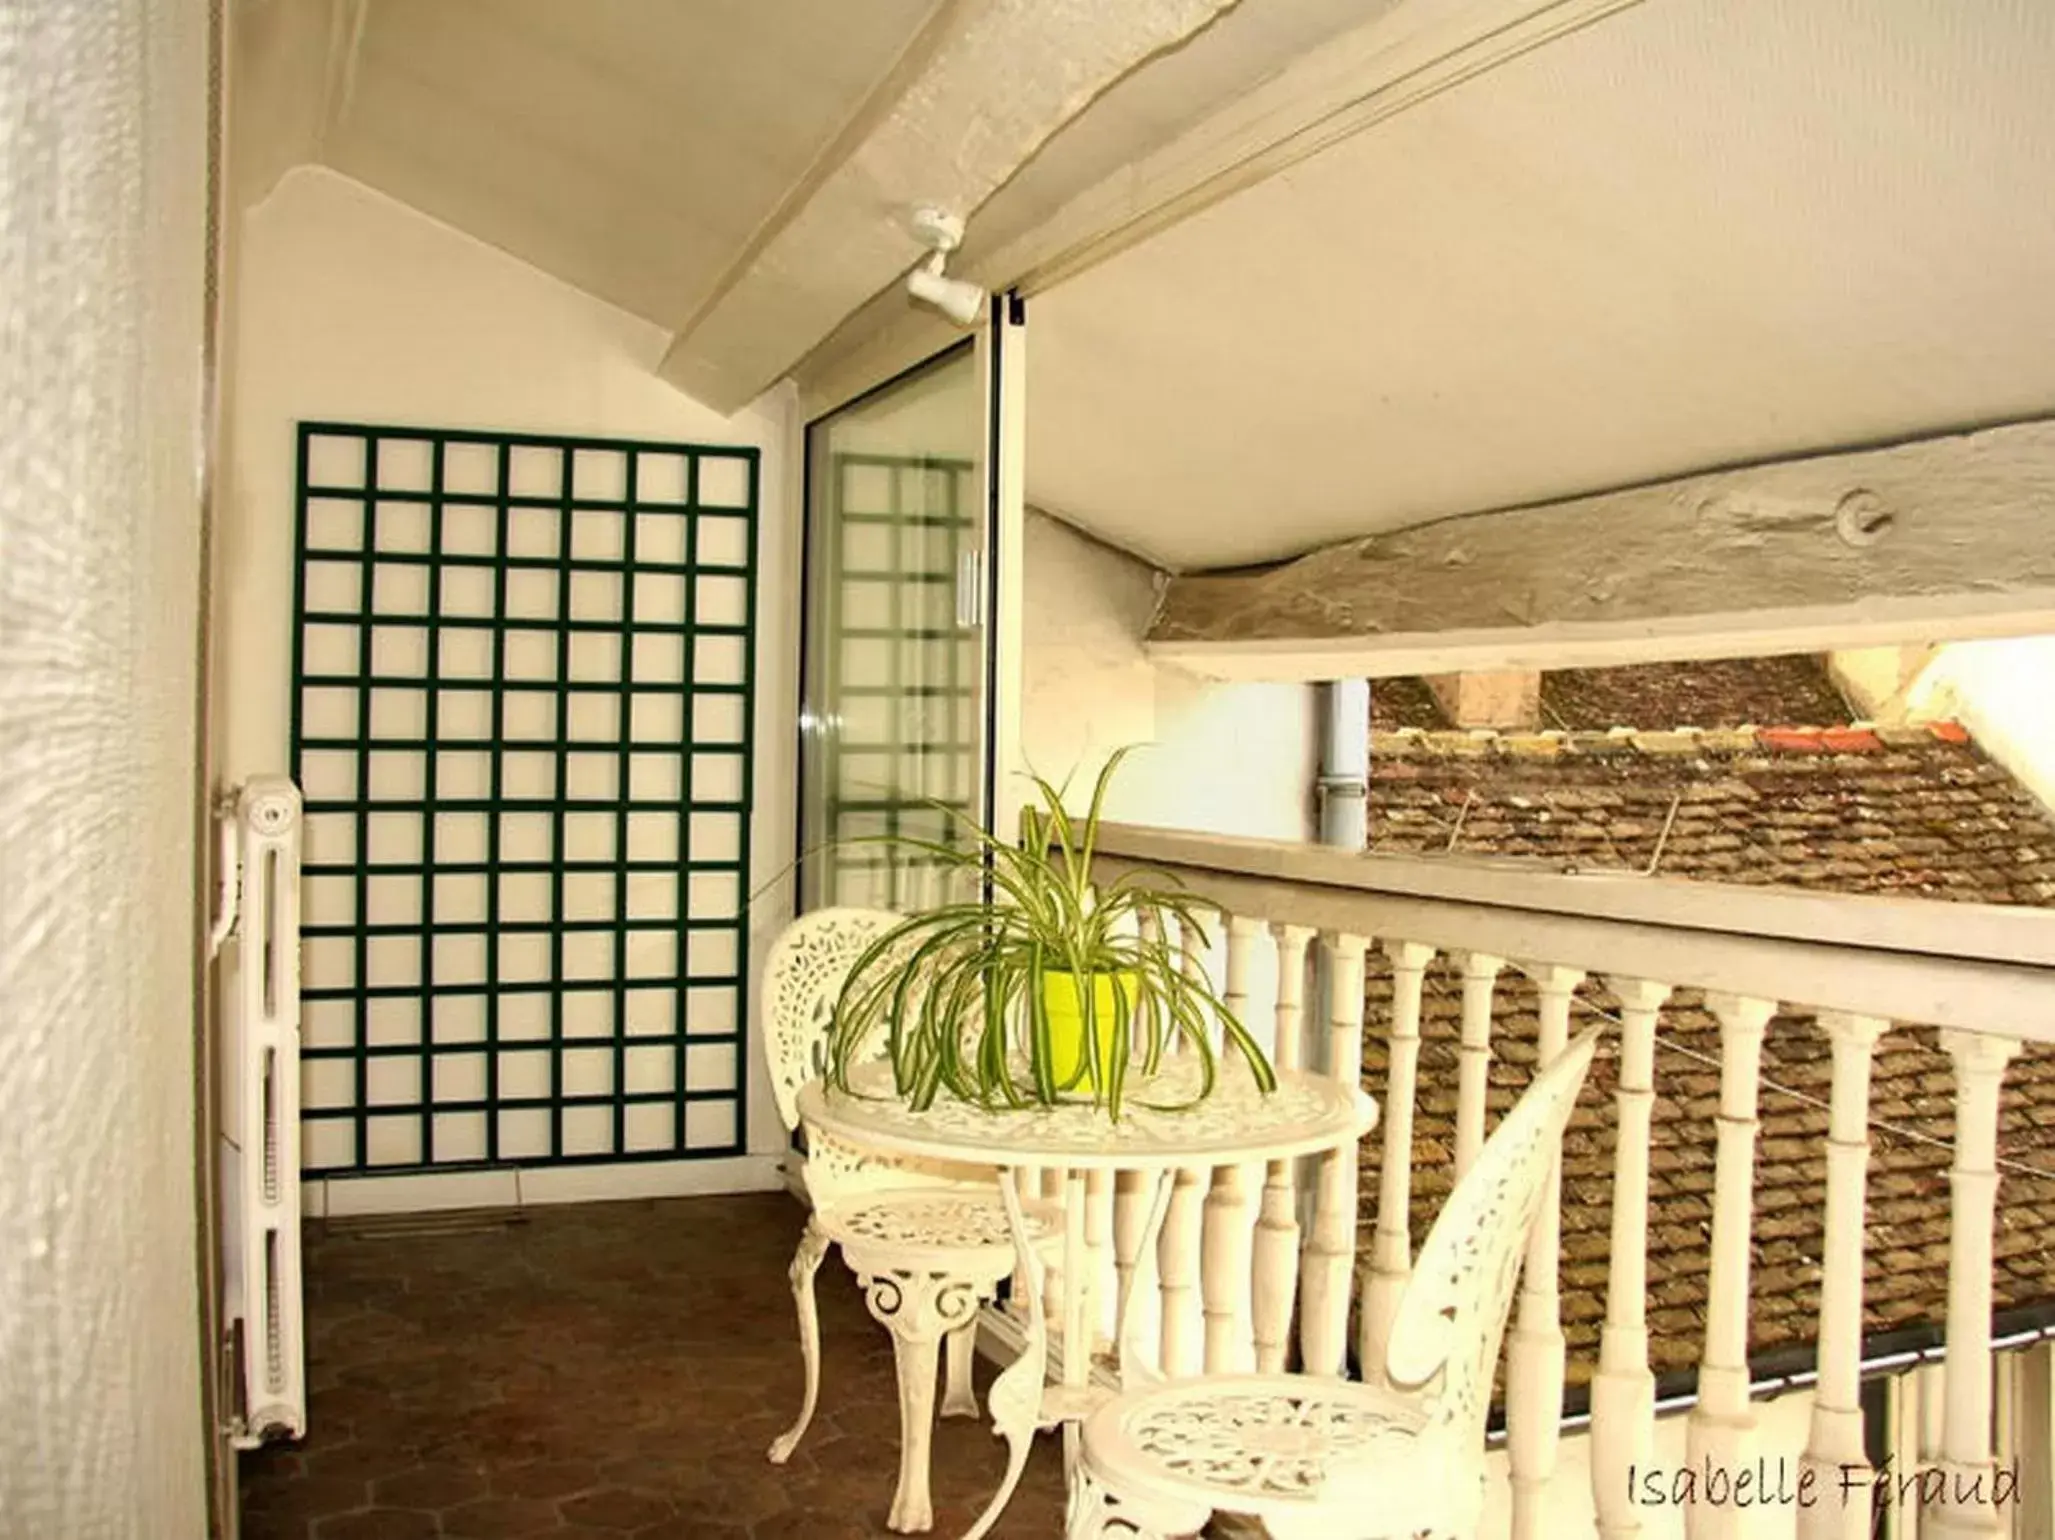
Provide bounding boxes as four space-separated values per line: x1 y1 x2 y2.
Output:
440 1493 567 1537
241 1193 1069 1537
309 1508 438 1540
559 1488 675 1529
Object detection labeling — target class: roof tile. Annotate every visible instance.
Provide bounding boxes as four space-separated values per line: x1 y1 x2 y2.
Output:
1360 662 2055 1381
1355 969 2055 1388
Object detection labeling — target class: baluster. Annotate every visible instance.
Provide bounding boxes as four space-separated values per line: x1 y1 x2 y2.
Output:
1158 916 1213 1378
1300 933 1369 1379
2015 1342 2055 1540
1158 1165 1205 1378
1202 1154 1257 1374
1040 1167 1066 1328
1591 976 1671 1540
1086 1168 1114 1350
1927 1029 2023 1540
1505 964 1584 1539
1203 917 1263 1373
1797 1012 1887 1540
1113 1171 1151 1362
1453 950 1505 1178
1060 1167 1090 1469
1254 924 1314 1372
1358 939 1433 1384
1010 1164 1040 1320
1686 993 1774 1539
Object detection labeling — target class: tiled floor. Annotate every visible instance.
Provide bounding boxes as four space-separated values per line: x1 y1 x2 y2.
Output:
239 1193 1070 1538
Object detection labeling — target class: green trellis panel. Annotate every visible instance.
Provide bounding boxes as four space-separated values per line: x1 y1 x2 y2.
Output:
289 421 759 1175
818 450 978 909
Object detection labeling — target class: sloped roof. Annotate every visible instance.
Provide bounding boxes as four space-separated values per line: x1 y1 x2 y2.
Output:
1355 664 2055 1387
1368 720 2055 904
1358 964 2055 1389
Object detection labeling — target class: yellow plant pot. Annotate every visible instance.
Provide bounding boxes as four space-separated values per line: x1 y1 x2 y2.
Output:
1040 969 1139 1093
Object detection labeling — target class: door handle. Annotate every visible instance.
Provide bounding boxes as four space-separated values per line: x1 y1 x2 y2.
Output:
955 548 985 628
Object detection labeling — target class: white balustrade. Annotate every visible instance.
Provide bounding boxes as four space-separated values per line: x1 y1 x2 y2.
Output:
1504 963 1584 1539
1359 939 1433 1384
1157 915 1215 1378
1158 1165 1206 1377
1591 976 1671 1540
1063 823 2055 1533
1799 1011 1888 1540
1685 992 1774 1540
1453 949 1506 1178
1927 1029 2024 1540
1085 1168 1114 1350
1202 917 1265 1373
1040 1166 1067 1328
1299 932 1369 1378
1253 924 1314 1373
1112 1169 1151 1354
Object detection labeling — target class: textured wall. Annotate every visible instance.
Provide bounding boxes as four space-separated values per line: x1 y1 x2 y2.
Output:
1020 510 1316 840
0 1 211 1533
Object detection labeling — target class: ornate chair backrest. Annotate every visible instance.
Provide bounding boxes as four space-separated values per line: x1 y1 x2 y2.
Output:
1381 1025 1604 1449
762 906 904 1132
760 905 978 1206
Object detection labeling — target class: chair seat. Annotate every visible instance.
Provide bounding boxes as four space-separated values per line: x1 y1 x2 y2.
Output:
1079 1373 1450 1526
819 1187 1061 1276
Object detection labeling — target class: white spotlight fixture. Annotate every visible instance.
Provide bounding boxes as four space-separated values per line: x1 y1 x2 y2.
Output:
906 207 986 326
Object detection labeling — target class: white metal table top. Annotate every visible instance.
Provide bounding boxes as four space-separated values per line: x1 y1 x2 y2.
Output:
796 1056 1375 1170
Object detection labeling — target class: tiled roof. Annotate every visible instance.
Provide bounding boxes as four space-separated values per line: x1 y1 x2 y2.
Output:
1372 655 1855 736
1367 721 2055 904
1357 965 2055 1389
1354 692 2055 1385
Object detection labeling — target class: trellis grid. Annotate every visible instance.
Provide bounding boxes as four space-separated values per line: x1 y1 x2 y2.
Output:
289 421 758 1175
816 451 979 909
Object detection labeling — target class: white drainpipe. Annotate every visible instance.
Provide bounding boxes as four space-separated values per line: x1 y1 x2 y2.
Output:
1317 679 1370 850
1303 681 1370 1094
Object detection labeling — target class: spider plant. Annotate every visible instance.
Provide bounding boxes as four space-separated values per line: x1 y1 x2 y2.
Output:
822 748 1276 1120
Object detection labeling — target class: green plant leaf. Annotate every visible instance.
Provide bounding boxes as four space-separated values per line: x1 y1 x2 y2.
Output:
816 748 1276 1120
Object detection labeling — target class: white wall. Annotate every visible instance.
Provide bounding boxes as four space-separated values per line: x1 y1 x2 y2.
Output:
1019 510 1317 840
215 166 798 1206
1831 637 2055 815
0 1 211 1530
1905 638 2055 816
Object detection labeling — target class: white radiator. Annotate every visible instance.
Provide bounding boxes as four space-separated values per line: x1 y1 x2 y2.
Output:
214 775 306 1447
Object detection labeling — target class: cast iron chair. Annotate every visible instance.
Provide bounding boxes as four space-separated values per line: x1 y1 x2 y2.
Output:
762 905 1060 1534
1066 1024 1606 1539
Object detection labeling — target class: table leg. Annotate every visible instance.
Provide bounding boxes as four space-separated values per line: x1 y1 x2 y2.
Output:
959 1170 1049 1540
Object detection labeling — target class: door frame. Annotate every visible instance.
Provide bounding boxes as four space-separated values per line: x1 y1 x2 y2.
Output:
793 296 1028 907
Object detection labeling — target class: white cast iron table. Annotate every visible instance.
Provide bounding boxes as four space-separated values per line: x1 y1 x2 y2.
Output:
797 1058 1376 1538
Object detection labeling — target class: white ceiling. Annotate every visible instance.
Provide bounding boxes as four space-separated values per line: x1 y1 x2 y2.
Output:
1026 0 2055 571
308 0 942 330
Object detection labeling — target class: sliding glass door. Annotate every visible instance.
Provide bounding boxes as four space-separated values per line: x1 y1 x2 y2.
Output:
799 343 989 911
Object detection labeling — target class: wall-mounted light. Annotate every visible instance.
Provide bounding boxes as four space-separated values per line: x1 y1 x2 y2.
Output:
907 207 985 327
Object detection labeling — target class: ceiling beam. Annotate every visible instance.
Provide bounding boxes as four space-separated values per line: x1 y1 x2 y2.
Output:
1146 418 2055 682
796 0 1648 419
658 0 1244 415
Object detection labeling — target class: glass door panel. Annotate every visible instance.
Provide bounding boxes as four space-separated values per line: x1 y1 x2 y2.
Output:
800 344 985 911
